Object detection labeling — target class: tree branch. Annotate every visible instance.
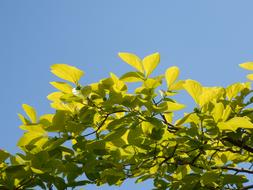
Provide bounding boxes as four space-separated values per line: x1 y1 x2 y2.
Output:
223 137 253 154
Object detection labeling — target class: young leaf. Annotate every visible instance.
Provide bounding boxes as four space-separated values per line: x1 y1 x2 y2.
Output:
51 64 84 84
247 74 253 80
169 80 185 91
120 71 145 82
22 104 37 123
166 101 185 112
183 80 202 105
50 82 73 93
218 117 253 131
118 52 144 73
142 52 160 77
226 83 246 100
239 62 253 71
212 102 224 123
165 66 180 88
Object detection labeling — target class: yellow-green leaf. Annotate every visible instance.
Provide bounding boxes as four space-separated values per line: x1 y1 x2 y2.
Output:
17 131 46 148
222 105 232 121
165 66 180 89
212 102 224 123
118 52 144 73
120 71 145 82
218 117 253 131
0 149 10 162
51 64 84 84
166 101 185 112
142 52 160 77
149 164 159 174
183 80 202 105
47 92 64 102
169 80 185 91
247 74 253 80
198 87 224 107
19 124 46 133
239 62 253 71
50 82 73 93
31 167 45 174
141 121 154 135
18 113 30 125
22 104 37 123
226 83 246 100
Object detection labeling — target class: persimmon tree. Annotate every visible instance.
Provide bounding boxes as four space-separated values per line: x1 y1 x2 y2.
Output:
1 52 253 190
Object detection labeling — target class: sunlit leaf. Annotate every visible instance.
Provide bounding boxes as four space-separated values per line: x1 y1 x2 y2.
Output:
165 66 180 89
247 74 253 80
218 117 253 131
166 101 185 112
226 83 248 100
120 71 145 82
183 79 202 104
51 64 84 84
239 62 253 71
142 52 160 77
212 102 224 123
118 52 144 73
22 104 37 123
50 82 73 93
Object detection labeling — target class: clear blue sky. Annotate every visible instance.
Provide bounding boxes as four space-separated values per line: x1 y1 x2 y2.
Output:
1 1 253 189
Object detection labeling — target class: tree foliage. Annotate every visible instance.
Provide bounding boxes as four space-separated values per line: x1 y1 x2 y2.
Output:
1 52 253 189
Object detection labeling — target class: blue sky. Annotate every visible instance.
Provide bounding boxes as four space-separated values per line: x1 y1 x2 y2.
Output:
1 1 253 189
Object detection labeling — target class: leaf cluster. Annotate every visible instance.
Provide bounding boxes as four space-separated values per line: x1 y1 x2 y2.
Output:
1 54 253 190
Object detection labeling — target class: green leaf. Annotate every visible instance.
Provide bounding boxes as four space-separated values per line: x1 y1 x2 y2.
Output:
165 66 180 89
0 149 10 162
201 171 219 186
223 174 248 185
5 165 26 174
239 62 253 71
120 71 145 82
135 175 152 184
141 121 154 135
118 52 144 73
51 111 68 132
81 86 92 97
67 180 91 188
22 104 37 123
31 167 45 174
149 164 159 174
51 64 84 84
142 52 160 77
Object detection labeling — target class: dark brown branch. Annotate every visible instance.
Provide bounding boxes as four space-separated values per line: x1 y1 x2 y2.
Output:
223 137 253 154
159 144 178 166
15 176 35 190
214 166 253 174
239 184 253 190
83 114 109 137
